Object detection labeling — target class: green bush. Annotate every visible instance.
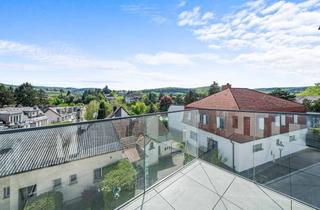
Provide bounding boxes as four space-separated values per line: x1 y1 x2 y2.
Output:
100 159 137 210
100 160 136 193
23 191 63 210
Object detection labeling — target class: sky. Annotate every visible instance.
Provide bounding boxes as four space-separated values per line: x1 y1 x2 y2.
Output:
0 0 319 90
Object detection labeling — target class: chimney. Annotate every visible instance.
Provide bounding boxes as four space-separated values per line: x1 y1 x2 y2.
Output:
222 83 232 91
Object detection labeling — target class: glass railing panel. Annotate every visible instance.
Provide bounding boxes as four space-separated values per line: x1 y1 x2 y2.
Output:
196 110 255 179
143 109 199 189
253 112 320 209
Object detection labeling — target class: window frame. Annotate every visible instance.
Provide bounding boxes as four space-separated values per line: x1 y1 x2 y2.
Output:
69 174 78 185
53 178 62 189
93 168 103 182
253 143 263 152
3 186 10 199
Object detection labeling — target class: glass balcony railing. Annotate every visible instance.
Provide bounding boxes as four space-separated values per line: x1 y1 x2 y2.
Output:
0 109 319 210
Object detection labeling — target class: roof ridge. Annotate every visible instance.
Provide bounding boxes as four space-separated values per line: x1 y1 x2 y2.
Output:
228 89 240 110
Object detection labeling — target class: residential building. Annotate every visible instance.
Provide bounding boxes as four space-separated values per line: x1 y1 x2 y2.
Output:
44 106 83 124
108 106 130 118
124 93 143 104
0 121 123 210
169 84 308 172
0 107 48 129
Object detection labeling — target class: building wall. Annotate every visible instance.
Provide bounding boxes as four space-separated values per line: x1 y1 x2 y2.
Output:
44 109 60 124
0 151 123 210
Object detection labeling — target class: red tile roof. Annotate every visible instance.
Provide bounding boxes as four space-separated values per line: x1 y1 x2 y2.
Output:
186 88 306 113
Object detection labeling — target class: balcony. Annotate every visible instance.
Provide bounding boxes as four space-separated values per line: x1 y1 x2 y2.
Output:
0 109 319 210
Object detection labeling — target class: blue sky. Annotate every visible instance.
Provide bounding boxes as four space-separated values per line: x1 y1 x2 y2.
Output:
0 0 319 90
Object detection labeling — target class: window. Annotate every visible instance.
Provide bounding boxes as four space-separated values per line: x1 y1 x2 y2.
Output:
232 116 238 128
289 135 296 142
216 117 225 129
187 112 191 121
149 142 154 150
275 116 280 127
200 114 208 125
3 187 10 199
53 178 62 189
69 174 77 185
294 115 298 124
94 168 103 182
258 118 264 130
253 143 263 152
281 115 286 126
190 131 197 140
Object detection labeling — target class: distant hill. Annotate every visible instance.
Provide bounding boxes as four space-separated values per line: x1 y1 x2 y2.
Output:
1 83 310 95
255 86 309 94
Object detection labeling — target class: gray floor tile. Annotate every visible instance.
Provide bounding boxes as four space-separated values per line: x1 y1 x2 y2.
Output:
160 175 220 210
223 177 284 210
154 172 184 193
121 190 157 210
136 194 174 210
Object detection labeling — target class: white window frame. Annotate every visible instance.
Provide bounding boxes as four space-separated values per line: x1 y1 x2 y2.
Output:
294 115 298 124
187 112 191 121
258 118 264 130
275 116 280 127
281 115 286 126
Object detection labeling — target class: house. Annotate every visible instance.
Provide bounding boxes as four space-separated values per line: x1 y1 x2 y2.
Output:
124 93 143 104
44 106 83 124
108 106 129 118
0 107 48 129
168 84 308 172
0 120 123 210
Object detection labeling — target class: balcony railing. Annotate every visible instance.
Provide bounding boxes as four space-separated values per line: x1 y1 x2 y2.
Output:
0 109 319 210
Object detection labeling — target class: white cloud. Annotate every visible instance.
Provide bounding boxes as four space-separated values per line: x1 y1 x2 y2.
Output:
178 7 214 26
0 40 135 70
178 0 320 77
135 51 223 65
178 1 187 8
120 4 167 24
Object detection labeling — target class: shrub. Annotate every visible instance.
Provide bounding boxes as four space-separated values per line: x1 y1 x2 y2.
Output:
23 191 63 210
100 159 137 209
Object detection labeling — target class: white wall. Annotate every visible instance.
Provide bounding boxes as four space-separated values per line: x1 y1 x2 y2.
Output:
1 151 123 210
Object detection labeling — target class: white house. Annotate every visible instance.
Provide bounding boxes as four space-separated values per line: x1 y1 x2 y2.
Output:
0 121 123 210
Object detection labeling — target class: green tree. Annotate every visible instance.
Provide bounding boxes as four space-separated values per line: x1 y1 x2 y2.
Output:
131 101 147 115
14 82 38 106
37 89 49 105
270 88 296 101
97 101 107 119
303 99 320 112
159 95 173 112
208 81 221 95
144 92 158 105
298 83 320 96
97 101 112 119
173 94 184 105
0 84 15 107
184 90 198 105
148 103 158 113
23 191 63 210
85 100 99 120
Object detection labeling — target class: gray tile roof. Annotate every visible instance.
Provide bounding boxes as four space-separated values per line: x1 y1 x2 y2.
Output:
0 121 122 177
